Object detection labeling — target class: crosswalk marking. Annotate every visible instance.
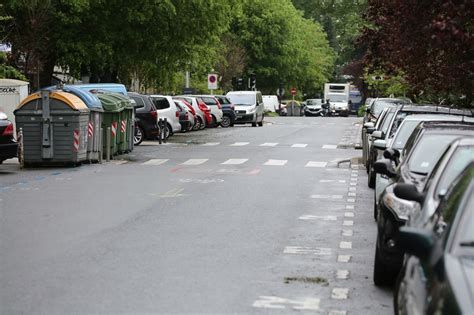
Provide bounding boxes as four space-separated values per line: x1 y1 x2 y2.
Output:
291 143 308 148
264 159 287 166
260 142 278 147
181 159 208 165
141 159 169 165
221 159 248 165
201 142 220 146
322 144 338 149
230 142 249 146
305 161 328 168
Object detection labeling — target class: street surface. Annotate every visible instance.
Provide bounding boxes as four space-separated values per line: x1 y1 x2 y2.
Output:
1 116 392 314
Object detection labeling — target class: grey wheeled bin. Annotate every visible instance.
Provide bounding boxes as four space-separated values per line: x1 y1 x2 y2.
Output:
14 90 90 166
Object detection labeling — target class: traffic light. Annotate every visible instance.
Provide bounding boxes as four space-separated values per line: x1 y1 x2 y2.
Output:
249 73 256 90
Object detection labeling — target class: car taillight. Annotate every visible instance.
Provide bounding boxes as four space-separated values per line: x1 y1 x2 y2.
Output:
2 122 13 136
151 111 157 121
176 111 180 118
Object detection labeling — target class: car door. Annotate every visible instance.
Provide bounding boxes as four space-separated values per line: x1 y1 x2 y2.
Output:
257 93 264 120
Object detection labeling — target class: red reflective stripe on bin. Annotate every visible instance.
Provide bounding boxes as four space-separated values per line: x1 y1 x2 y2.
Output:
88 121 94 137
73 130 80 152
111 122 117 137
121 120 126 132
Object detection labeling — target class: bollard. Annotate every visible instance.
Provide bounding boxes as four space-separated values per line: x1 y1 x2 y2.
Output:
158 118 163 144
106 127 111 162
163 118 168 143
18 128 24 169
99 127 103 164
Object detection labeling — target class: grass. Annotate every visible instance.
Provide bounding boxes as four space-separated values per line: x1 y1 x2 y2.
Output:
265 112 280 117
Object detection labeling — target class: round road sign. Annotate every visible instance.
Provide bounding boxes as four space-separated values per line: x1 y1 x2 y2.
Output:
290 88 297 95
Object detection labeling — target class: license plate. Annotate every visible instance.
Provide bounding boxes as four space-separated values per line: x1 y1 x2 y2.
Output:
236 115 243 119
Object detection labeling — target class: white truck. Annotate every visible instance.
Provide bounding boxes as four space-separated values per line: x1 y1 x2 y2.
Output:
324 83 350 116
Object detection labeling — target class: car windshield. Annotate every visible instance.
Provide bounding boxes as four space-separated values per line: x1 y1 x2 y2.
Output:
458 196 474 247
217 97 231 105
381 111 395 134
392 120 420 149
227 94 255 105
328 95 346 102
306 99 321 106
436 146 474 196
372 100 398 116
408 134 460 175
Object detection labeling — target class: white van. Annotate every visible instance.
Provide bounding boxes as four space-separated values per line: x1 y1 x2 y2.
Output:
148 95 182 135
226 91 265 127
262 95 279 113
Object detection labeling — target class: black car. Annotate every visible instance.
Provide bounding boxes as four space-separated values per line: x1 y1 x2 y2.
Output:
394 162 474 315
373 122 474 285
214 95 236 128
0 112 18 164
174 102 191 132
129 92 159 145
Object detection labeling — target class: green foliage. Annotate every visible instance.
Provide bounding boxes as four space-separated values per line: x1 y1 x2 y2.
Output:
0 52 26 80
357 105 366 117
363 68 409 98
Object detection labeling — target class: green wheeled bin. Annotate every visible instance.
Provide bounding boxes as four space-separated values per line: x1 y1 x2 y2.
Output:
105 93 134 153
96 93 123 157
14 90 90 166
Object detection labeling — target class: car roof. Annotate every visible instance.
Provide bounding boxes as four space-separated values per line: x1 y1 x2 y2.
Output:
402 114 474 122
226 91 260 94
397 105 473 116
420 121 474 133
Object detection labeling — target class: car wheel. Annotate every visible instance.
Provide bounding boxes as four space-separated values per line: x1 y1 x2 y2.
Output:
373 194 378 221
258 115 264 127
368 166 376 188
373 242 397 286
134 126 144 145
198 117 205 130
193 118 200 131
220 115 231 128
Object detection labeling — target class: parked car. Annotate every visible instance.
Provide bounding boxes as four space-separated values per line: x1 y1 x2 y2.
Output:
174 96 206 130
226 91 265 126
262 95 279 113
394 162 474 315
174 100 193 132
372 121 474 285
304 99 324 116
214 95 236 128
188 95 223 128
148 95 182 136
365 98 410 123
129 92 159 145
0 111 17 164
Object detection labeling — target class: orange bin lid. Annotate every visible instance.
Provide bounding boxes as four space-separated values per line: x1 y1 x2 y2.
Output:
18 91 88 111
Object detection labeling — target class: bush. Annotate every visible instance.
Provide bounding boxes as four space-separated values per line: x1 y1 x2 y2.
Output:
357 105 366 117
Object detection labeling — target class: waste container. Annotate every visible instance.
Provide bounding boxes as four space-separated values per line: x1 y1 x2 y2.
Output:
14 90 90 166
286 101 301 116
104 93 134 153
96 93 123 156
46 86 104 162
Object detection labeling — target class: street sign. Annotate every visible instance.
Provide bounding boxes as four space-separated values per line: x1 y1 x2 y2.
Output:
290 88 297 96
208 74 218 90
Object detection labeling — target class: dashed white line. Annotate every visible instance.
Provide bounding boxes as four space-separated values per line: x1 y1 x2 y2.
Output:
181 159 208 165
283 246 332 255
322 144 338 149
346 205 354 210
319 179 346 183
339 241 352 249
299 215 338 221
141 159 169 165
264 159 288 166
329 310 347 315
221 159 248 165
230 142 250 146
337 255 352 263
349 187 357 191
311 194 344 199
344 212 354 218
350 182 357 186
343 220 354 226
342 229 353 237
201 142 220 146
348 192 357 197
347 198 356 203
331 288 349 300
336 270 350 280
260 142 278 147
305 161 328 168
291 143 308 148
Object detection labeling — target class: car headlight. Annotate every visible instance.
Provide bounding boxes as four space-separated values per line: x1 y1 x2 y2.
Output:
382 193 419 221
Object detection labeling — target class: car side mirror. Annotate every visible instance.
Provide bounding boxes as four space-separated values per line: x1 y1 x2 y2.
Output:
398 226 434 260
384 148 400 160
363 122 374 129
373 139 387 150
394 183 425 204
372 130 383 139
366 107 371 113
373 159 397 178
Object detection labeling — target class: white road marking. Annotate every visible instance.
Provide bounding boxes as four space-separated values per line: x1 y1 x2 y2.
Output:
305 161 328 168
264 159 287 166
181 159 208 165
322 144 338 149
344 212 354 218
348 192 357 197
331 288 349 300
319 179 346 183
351 173 358 177
291 143 308 148
299 215 338 221
156 188 187 198
350 182 357 186
253 296 320 311
337 255 352 263
141 159 169 165
349 187 357 191
342 229 353 237
343 220 354 226
112 160 128 165
230 142 250 146
336 270 350 280
350 177 358 182
311 194 343 199
221 159 248 165
283 246 332 256
339 241 352 249
201 142 220 146
260 142 278 147
347 198 356 203
329 310 348 315
346 205 354 210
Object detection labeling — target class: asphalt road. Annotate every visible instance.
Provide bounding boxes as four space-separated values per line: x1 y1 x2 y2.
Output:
0 116 392 314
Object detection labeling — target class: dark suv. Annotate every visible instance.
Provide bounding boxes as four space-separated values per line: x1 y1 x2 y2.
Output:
214 95 236 128
129 92 159 145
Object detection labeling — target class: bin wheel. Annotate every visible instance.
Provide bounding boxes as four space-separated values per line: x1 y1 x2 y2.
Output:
134 126 144 145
